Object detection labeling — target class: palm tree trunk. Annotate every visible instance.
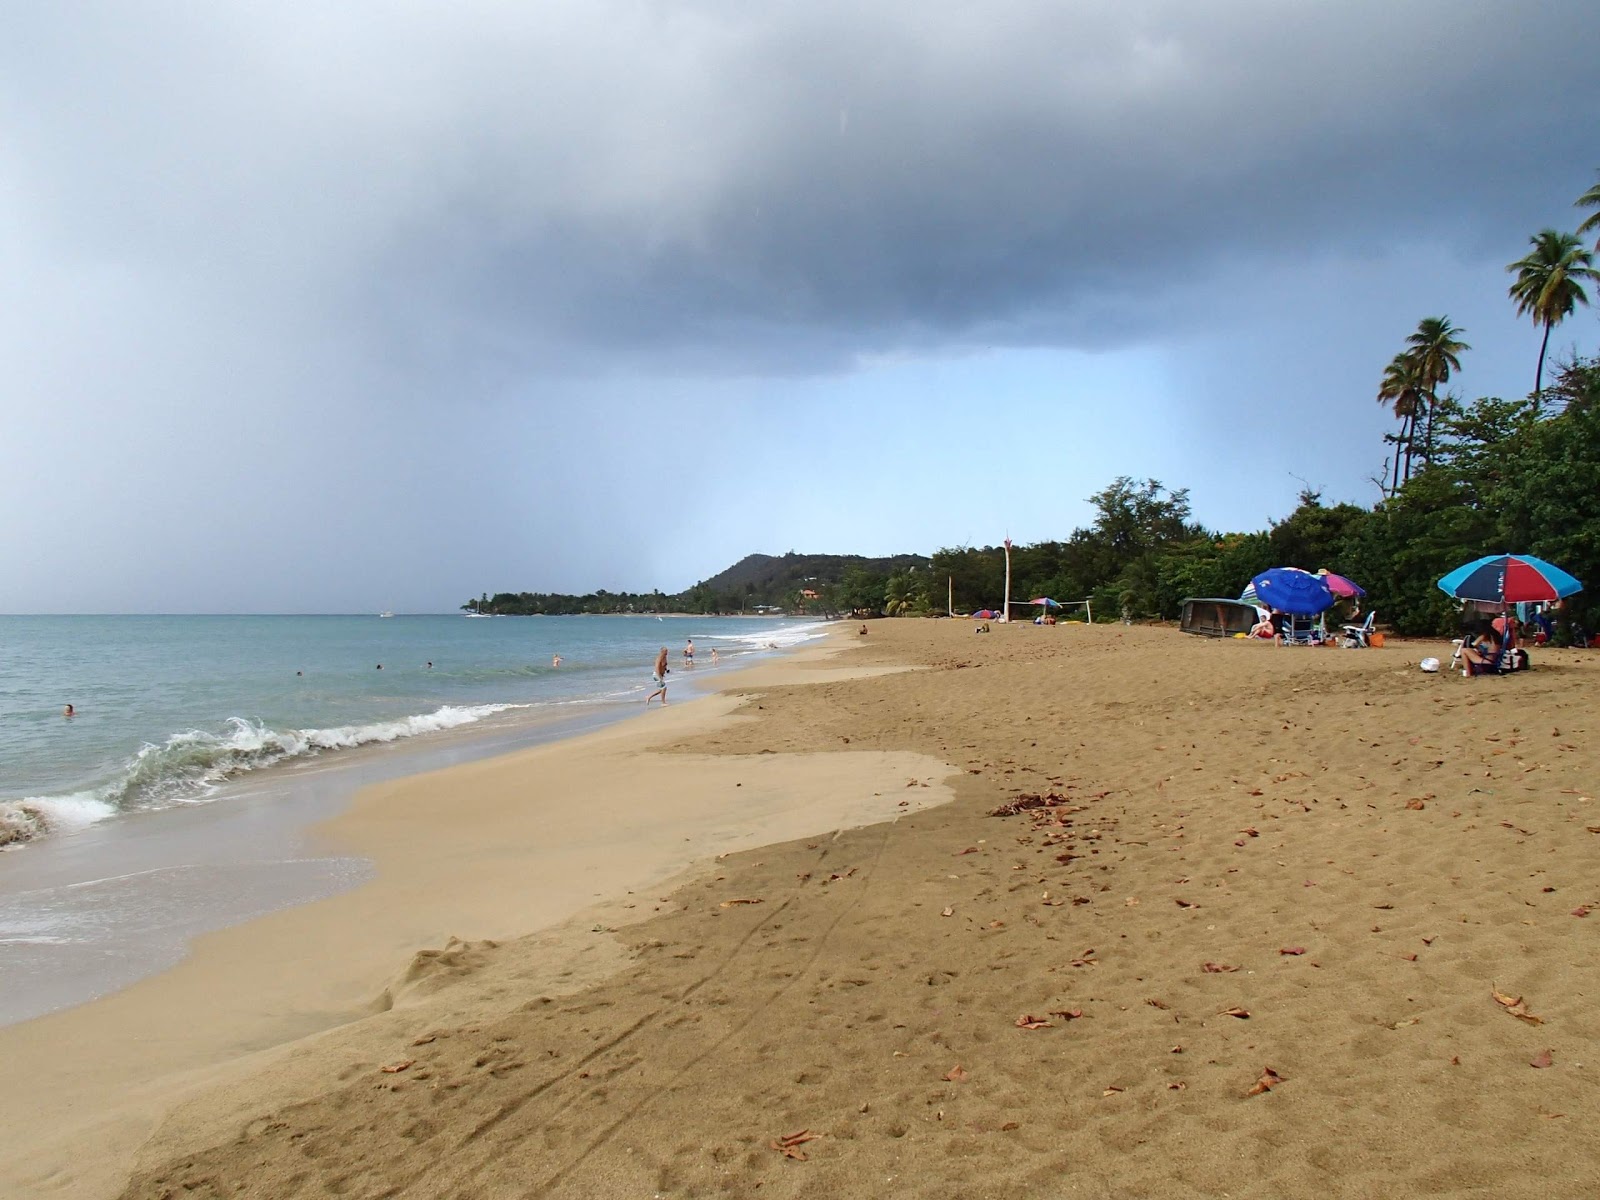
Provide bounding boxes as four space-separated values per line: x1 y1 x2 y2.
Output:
1534 322 1552 406
1423 393 1436 466
1388 414 1409 495
1400 411 1415 485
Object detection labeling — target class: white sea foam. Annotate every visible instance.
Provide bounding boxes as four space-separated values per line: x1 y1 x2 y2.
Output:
0 703 524 849
0 791 118 848
698 622 829 649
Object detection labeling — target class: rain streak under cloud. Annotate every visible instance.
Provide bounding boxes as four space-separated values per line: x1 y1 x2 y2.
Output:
2 1 1598 612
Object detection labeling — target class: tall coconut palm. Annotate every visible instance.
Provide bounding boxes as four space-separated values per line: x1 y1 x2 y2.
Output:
1404 316 1468 464
1577 169 1600 251
1507 229 1598 403
1376 351 1424 493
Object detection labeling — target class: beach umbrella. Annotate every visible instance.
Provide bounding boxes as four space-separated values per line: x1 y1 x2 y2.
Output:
1437 554 1583 604
972 609 998 620
1316 570 1366 599
1250 568 1335 616
1029 597 1061 608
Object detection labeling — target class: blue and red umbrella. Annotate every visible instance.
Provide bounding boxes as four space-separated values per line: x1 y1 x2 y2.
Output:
1437 554 1583 604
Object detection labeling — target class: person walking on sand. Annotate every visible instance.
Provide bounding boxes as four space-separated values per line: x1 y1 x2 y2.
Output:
646 647 670 705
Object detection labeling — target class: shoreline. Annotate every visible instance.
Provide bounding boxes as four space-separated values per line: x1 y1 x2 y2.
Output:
0 628 951 1200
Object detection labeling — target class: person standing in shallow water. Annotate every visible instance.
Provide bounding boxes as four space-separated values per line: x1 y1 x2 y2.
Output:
646 647 670 705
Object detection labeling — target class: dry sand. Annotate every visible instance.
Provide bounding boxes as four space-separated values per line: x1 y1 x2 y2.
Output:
9 622 1600 1198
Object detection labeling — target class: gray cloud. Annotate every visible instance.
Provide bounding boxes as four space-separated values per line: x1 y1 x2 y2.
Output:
2 2 1597 609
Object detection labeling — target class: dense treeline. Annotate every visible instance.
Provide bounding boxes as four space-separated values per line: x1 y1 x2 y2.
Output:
880 357 1597 639
467 358 1600 632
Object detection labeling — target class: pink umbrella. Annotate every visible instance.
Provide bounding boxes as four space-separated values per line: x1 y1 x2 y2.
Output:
1316 570 1366 598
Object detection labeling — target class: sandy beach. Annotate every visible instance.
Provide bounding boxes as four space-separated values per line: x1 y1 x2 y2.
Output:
6 621 1599 1199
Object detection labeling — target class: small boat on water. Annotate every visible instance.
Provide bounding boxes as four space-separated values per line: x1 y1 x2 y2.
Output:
378 611 394 618
464 612 492 618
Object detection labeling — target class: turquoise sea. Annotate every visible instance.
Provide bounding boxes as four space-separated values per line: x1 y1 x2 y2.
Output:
0 613 824 1023
0 613 823 847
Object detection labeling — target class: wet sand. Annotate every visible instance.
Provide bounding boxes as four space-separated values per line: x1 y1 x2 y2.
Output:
9 621 1600 1198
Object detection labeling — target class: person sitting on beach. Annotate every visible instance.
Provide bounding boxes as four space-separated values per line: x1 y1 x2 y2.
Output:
646 647 670 705
859 624 868 635
1249 611 1275 639
1458 622 1503 676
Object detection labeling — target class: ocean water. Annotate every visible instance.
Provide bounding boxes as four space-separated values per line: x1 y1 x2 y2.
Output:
0 614 824 848
0 614 824 1023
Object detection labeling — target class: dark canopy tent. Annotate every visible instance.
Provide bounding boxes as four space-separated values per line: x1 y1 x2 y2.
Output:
1180 597 1259 638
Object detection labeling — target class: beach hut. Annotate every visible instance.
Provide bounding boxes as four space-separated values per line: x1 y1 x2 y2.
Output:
1179 597 1259 638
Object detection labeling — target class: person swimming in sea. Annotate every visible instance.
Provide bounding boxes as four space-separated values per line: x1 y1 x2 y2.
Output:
62 703 75 718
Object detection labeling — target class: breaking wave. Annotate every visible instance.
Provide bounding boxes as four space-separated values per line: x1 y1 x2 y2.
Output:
0 704 523 849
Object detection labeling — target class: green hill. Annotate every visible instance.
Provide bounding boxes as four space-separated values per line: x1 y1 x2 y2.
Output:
688 552 929 605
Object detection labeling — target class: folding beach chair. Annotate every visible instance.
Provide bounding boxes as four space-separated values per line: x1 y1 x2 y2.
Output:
1278 614 1325 646
1340 611 1376 648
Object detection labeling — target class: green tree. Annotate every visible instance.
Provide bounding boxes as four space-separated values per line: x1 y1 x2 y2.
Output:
1507 229 1598 405
1376 352 1425 493
1404 316 1469 466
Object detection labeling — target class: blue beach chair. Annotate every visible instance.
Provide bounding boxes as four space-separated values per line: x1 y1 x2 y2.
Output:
1278 614 1326 646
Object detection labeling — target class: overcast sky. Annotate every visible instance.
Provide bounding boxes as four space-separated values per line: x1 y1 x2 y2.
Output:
3 1 1598 612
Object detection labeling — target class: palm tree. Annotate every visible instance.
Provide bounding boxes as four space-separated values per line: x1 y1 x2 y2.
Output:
1376 351 1424 493
1403 316 1469 464
1506 229 1598 404
1577 169 1600 251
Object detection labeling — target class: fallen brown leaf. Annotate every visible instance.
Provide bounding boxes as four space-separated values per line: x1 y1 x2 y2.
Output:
941 906 954 917
1015 1014 1053 1030
719 898 764 908
1167 1081 1187 1090
944 1065 968 1082
1220 1006 1251 1019
1531 1050 1554 1069
1405 799 1426 810
1245 1066 1284 1096
1102 1085 1124 1097
1048 1008 1085 1021
1278 947 1307 956
1202 961 1239 973
1146 998 1170 1010
381 1060 414 1074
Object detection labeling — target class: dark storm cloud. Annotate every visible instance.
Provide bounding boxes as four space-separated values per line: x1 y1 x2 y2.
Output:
331 0 1600 371
11 1 1592 379
3 2 1598 611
